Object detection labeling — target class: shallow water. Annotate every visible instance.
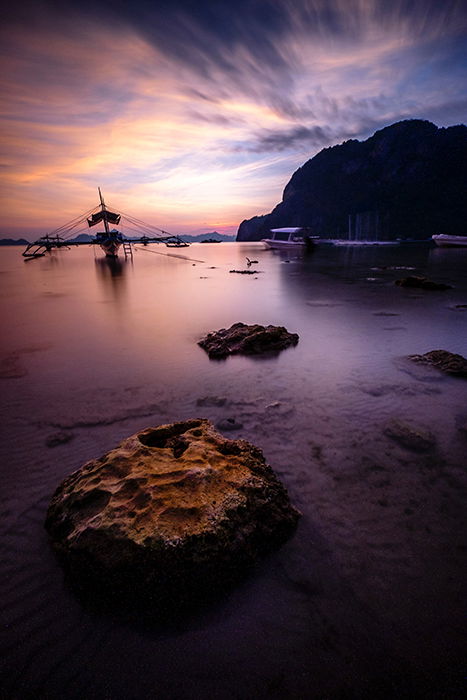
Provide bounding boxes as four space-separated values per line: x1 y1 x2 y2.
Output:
0 242 466 698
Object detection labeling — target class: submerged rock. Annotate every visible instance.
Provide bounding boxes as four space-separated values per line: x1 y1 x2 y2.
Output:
384 418 436 452
408 350 467 378
46 431 74 448
395 275 452 290
216 417 244 431
45 419 300 611
196 396 227 407
198 322 299 359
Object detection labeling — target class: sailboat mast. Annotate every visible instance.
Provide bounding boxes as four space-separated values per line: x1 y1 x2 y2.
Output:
98 187 110 235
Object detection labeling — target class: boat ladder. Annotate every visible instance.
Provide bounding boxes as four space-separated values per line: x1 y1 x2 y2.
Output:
123 241 133 258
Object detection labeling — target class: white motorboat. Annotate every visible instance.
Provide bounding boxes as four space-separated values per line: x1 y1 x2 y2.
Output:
432 234 467 248
262 228 318 250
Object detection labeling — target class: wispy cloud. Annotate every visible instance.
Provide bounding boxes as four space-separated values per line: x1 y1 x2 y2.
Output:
232 125 334 153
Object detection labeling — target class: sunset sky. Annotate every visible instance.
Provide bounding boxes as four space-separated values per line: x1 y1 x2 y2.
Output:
1 0 467 239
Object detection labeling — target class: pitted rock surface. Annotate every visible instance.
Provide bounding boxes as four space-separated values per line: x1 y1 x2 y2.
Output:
45 419 300 609
198 322 299 359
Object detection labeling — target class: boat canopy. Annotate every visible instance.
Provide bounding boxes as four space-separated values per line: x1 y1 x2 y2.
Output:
87 210 121 227
270 228 305 234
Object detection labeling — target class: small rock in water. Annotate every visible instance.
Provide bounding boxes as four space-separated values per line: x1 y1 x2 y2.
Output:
198 322 299 359
408 350 467 378
395 275 452 290
46 431 74 448
384 418 436 452
216 417 243 431
45 419 300 613
196 396 227 407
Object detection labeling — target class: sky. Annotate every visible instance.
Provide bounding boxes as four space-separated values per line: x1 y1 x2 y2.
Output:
1 0 467 239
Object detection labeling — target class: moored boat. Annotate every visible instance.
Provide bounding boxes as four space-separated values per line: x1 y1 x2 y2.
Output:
262 227 318 250
93 229 125 257
87 190 124 257
22 189 189 258
432 234 467 247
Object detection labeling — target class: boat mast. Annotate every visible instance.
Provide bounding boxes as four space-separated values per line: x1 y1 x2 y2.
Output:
98 187 110 235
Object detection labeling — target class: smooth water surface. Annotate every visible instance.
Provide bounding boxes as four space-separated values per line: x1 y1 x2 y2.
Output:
1 242 466 698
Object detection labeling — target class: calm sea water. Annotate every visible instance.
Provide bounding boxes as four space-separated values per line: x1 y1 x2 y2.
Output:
0 242 466 698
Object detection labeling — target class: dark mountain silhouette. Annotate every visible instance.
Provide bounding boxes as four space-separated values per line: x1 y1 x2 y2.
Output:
181 232 235 242
0 238 29 245
69 232 234 244
69 233 93 243
237 120 467 241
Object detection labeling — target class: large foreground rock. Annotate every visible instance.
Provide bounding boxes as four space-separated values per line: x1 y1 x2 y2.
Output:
45 419 300 610
408 350 467 378
199 322 299 359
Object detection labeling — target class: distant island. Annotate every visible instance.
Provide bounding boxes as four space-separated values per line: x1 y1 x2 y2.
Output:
0 238 29 246
179 232 235 243
0 231 235 246
237 119 467 241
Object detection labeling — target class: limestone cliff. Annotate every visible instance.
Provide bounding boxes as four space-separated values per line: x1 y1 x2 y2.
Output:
237 120 467 241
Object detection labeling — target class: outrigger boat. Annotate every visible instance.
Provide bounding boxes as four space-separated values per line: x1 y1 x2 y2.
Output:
86 191 124 257
22 189 189 259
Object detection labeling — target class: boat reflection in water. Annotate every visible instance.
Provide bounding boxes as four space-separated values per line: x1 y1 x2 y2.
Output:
94 255 125 277
94 254 130 304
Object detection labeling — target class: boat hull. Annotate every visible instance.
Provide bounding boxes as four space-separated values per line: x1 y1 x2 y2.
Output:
432 234 467 248
99 241 122 257
262 239 307 250
95 230 124 257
